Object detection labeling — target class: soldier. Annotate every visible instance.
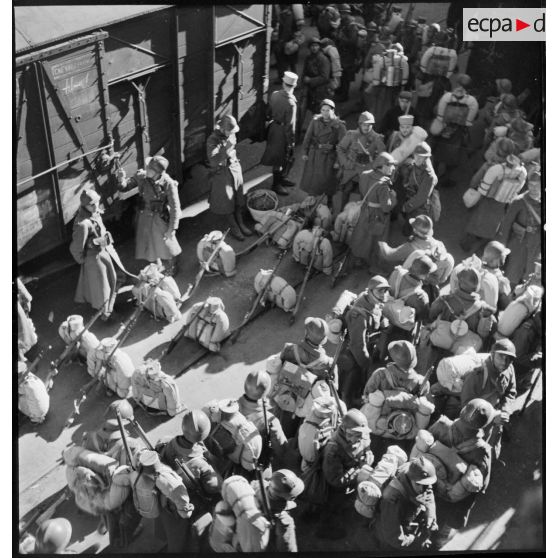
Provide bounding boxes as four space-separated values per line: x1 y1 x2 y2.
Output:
117 156 182 274
206 115 252 241
461 339 517 459
299 98 346 202
301 37 331 119
480 241 513 310
156 410 221 551
318 409 373 539
334 111 386 215
238 370 289 468
272 5 300 81
252 469 305 551
261 71 298 196
373 456 438 550
17 277 37 360
498 169 542 287
381 95 416 144
338 275 391 406
335 15 367 103
348 152 397 271
69 189 118 321
428 399 495 549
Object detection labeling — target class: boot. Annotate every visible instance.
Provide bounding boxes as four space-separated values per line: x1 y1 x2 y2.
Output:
280 175 296 188
226 214 244 241
235 208 253 236
272 171 289 196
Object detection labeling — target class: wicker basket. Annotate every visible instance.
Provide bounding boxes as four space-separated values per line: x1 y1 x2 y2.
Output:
246 189 279 223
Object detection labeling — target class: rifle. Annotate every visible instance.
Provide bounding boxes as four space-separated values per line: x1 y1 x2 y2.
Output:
190 228 231 291
325 332 347 418
164 301 209 357
520 367 542 415
47 304 106 392
237 209 293 258
174 458 213 504
289 229 323 325
255 466 274 526
130 418 155 450
419 364 435 396
259 398 273 469
116 409 136 470
231 249 288 344
330 247 350 289
18 347 49 388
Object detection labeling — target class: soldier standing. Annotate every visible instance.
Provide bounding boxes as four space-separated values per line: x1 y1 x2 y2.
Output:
300 38 332 122
69 189 118 321
261 71 298 196
206 115 252 241
117 156 182 275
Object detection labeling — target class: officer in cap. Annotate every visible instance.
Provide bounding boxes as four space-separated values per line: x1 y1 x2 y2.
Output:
348 152 397 271
374 456 437 550
338 275 391 405
238 370 289 467
461 339 517 459
34 518 73 554
69 188 119 320
383 101 415 149
117 156 182 275
428 399 495 549
261 71 299 195
335 111 386 215
318 409 373 539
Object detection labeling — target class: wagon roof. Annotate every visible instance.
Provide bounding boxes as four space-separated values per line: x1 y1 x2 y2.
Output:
15 5 169 53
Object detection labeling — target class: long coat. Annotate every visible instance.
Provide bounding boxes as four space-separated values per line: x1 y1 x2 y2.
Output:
128 171 181 261
300 115 346 196
206 129 244 215
69 208 117 315
349 170 396 262
401 160 438 219
336 130 386 186
261 89 297 168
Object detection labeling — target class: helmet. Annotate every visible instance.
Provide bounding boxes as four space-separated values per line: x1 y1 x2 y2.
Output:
367 275 390 294
456 74 473 90
388 340 417 370
460 398 495 429
269 469 305 500
483 241 510 266
373 152 397 169
342 409 370 434
104 399 134 422
338 3 351 14
146 155 169 173
80 188 100 207
414 142 432 157
244 370 272 399
138 449 160 468
409 215 433 238
496 78 513 94
491 338 517 358
407 456 437 485
35 518 72 553
182 409 211 443
358 111 375 125
304 317 328 346
409 255 437 277
457 267 480 293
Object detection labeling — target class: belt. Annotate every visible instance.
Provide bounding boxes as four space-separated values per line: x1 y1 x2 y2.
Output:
367 202 381 208
512 222 538 235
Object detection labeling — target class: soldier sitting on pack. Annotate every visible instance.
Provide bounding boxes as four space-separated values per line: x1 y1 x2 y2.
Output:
373 456 438 550
238 370 289 469
87 337 134 398
269 317 338 439
19 518 74 554
317 409 373 540
17 277 38 360
18 360 49 424
460 339 517 461
155 410 221 551
362 341 433 456
58 314 100 364
337 276 391 407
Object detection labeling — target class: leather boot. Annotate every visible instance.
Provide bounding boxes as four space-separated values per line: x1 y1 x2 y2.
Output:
272 171 289 196
235 208 253 236
226 214 244 241
281 175 295 188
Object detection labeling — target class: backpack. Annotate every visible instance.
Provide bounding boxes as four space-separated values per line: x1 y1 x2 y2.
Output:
183 298 230 352
486 163 527 204
423 46 454 76
377 51 405 87
132 470 161 519
383 266 422 331
196 230 236 277
450 255 499 309
254 271 297 312
298 408 339 469
87 341 134 399
300 196 333 232
436 352 490 393
131 361 182 416
331 201 360 244
292 228 333 275
18 373 49 423
325 289 357 332
58 318 100 360
498 285 543 337
443 101 469 127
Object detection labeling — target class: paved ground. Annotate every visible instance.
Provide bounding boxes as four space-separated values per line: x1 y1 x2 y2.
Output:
18 5 542 554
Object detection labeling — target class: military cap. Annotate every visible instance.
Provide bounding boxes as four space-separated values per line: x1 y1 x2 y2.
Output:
373 151 397 169
367 275 390 293
320 98 336 110
456 74 473 90
409 254 437 277
182 409 211 443
338 4 351 14
206 297 224 313
244 370 272 399
407 456 437 485
304 316 329 345
66 314 84 331
99 337 118 352
309 36 322 46
138 449 160 468
80 188 100 207
460 398 495 429
342 409 371 434
496 78 513 94
219 398 240 416
218 114 240 134
269 469 305 500
146 155 169 173
282 71 298 87
35 518 72 554
491 338 517 358
388 340 417 369
358 28 368 38
457 267 480 293
406 19 418 28
414 142 432 157
409 214 434 238
398 114 414 126
311 396 336 419
399 90 413 101
358 111 375 125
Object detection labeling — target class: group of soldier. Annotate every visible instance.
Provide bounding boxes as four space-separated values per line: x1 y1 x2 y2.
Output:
17 3 542 555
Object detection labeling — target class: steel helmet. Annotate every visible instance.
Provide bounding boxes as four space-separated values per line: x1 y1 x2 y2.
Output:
244 370 272 399
34 518 72 553
483 241 511 266
104 399 135 422
358 111 375 125
269 469 305 500
491 338 517 358
407 456 437 485
342 409 370 433
182 409 211 443
460 398 495 429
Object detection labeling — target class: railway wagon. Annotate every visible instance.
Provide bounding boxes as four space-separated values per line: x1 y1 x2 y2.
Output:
16 5 272 264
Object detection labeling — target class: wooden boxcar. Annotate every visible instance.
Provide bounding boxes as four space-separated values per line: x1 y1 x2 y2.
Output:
15 5 272 265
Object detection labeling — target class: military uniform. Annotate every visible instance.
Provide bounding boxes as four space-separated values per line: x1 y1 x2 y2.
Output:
302 50 331 114
428 290 486 334
401 161 438 221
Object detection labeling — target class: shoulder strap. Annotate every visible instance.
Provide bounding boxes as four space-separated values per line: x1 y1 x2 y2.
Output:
481 362 489 390
461 299 482 320
292 345 322 370
522 197 541 225
383 367 397 390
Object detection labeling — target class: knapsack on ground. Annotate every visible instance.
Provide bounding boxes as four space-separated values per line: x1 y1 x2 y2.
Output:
292 228 333 275
58 316 100 360
331 202 360 244
183 297 230 352
254 210 303 249
254 271 296 312
196 230 236 277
